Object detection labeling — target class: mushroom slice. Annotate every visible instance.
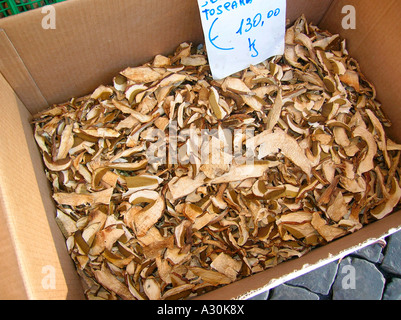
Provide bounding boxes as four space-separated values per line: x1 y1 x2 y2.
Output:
143 278 161 300
331 115 351 147
77 128 120 139
174 219 192 248
371 178 401 220
53 188 113 207
43 152 72 171
34 129 50 154
211 184 228 210
339 70 360 92
136 227 174 259
56 123 74 161
183 203 203 222
91 85 113 100
193 212 218 231
284 45 303 68
158 73 187 88
164 247 190 265
210 161 279 184
200 134 231 179
276 212 318 242
249 128 312 176
122 174 163 196
276 211 313 224
113 74 127 92
121 66 163 84
340 176 366 193
168 172 207 201
151 55 170 68
81 210 108 246
128 190 165 237
155 256 172 284
125 84 147 104
221 77 252 95
189 267 232 286
326 191 348 222
330 59 347 75
286 113 309 136
109 145 145 163
366 109 391 168
241 94 263 111
181 55 207 66
265 89 283 132
210 253 242 282
107 159 148 171
294 32 316 60
162 284 194 300
91 167 111 190
55 209 77 238
313 34 340 51
90 226 125 256
387 139 401 151
209 86 227 120
311 212 347 242
323 75 337 93
93 264 135 300
112 100 153 123
352 126 377 175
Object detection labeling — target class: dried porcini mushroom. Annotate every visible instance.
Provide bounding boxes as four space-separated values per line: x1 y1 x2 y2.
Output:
33 15 401 300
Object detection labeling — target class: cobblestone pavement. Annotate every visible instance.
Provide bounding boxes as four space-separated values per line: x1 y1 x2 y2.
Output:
248 229 401 300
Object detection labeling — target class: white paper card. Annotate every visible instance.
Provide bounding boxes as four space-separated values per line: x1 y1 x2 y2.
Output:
197 0 286 79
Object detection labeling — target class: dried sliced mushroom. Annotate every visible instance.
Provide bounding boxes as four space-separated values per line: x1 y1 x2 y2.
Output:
33 14 401 300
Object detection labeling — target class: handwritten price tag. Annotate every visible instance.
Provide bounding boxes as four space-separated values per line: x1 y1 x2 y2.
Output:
197 0 286 79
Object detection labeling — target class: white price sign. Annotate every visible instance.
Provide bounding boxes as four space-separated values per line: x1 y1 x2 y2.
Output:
197 0 286 79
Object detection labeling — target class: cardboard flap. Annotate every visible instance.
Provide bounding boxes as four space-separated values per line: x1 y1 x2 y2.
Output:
0 187 28 299
0 74 84 299
0 29 48 110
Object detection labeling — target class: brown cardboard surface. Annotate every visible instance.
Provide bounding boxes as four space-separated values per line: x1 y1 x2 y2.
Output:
0 0 400 300
286 0 333 25
0 197 28 299
0 30 48 111
0 74 84 299
320 0 401 142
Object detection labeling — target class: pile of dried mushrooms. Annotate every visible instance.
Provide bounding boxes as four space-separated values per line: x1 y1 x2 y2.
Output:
33 15 401 300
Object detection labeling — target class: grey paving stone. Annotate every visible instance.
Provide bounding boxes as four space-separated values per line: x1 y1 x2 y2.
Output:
247 290 269 300
381 230 401 277
286 260 338 295
332 256 385 300
352 242 384 264
383 278 401 300
269 284 319 300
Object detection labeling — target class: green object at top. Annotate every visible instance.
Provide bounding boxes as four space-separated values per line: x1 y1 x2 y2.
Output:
0 0 66 18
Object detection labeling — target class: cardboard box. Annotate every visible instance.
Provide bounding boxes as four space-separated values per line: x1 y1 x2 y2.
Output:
0 0 400 300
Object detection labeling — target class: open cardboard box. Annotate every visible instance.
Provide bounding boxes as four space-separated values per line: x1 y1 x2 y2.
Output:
0 0 400 300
